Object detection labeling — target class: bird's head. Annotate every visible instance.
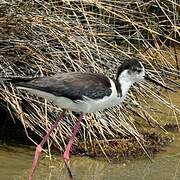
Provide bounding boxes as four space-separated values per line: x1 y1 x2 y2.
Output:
116 58 145 84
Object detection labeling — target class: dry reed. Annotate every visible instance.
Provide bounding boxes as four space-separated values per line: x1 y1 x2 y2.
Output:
0 0 179 158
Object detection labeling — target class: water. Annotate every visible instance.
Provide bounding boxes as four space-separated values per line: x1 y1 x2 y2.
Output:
0 134 180 180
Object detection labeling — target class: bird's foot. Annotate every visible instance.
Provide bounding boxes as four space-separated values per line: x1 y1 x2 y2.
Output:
63 158 74 180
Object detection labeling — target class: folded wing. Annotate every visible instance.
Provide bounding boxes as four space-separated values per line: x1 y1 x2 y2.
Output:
15 72 112 101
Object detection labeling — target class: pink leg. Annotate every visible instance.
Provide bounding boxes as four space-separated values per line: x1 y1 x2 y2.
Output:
63 113 84 180
28 110 66 180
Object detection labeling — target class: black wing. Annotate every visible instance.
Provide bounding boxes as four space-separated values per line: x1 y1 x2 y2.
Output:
15 72 112 100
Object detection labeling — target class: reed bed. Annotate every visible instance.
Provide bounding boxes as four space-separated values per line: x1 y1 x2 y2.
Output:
0 0 179 158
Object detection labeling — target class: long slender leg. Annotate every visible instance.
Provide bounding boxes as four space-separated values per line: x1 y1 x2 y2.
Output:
63 113 84 180
28 110 66 180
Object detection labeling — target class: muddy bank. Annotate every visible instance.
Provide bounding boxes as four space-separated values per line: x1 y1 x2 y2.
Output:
74 130 173 161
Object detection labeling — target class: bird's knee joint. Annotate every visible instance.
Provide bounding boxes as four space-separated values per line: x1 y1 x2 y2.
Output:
36 145 43 152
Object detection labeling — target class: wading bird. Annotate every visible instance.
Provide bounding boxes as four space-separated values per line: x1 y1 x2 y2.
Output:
2 58 150 180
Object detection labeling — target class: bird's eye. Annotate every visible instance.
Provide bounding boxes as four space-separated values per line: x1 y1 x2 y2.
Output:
136 69 142 73
131 68 142 73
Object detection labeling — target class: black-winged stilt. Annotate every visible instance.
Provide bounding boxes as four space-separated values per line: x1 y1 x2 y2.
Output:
5 58 147 180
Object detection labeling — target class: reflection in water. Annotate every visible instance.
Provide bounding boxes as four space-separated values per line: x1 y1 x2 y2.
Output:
1 137 180 180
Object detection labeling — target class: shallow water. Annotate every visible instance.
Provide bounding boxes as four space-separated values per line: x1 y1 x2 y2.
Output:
1 134 180 180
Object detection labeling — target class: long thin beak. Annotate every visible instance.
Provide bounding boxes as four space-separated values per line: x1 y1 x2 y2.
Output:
144 74 175 92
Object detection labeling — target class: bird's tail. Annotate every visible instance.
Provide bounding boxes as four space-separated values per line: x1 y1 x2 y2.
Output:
0 76 36 84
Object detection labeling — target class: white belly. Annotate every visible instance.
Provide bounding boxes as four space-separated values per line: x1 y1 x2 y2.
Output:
55 94 124 113
75 95 124 113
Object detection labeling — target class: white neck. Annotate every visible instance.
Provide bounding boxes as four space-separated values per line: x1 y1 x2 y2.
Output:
118 70 134 97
